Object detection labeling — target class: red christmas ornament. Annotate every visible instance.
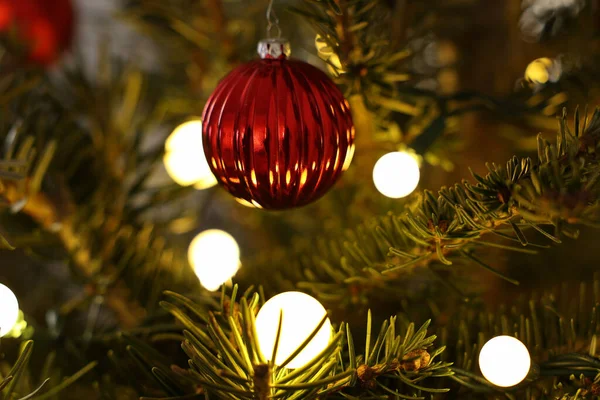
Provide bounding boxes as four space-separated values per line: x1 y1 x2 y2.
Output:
202 38 355 210
0 0 74 65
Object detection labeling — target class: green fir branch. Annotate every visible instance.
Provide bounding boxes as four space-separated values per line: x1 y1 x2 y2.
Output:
126 274 600 399
124 286 450 399
241 108 600 312
0 58 201 329
0 340 96 400
445 273 600 399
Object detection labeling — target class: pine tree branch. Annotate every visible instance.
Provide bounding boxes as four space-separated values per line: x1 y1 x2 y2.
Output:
445 273 600 399
0 64 198 330
0 340 97 399
124 277 600 399
293 0 567 156
122 286 450 399
241 108 600 312
0 179 146 328
0 71 149 327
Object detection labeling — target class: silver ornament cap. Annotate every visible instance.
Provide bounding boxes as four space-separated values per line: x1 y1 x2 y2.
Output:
258 38 291 59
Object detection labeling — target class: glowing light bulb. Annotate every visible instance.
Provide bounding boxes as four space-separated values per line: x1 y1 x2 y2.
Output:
188 230 240 291
0 283 19 337
373 151 420 198
524 57 562 86
163 120 217 189
479 336 531 387
255 291 332 369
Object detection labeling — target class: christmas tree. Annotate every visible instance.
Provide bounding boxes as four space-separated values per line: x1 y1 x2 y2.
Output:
0 0 600 398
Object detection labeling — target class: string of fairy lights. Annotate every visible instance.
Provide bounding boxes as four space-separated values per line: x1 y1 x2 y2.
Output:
0 275 532 387
1 6 575 390
0 87 535 394
0 55 566 394
157 116 536 386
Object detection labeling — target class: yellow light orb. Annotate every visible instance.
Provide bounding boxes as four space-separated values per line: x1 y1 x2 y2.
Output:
479 336 531 387
524 57 561 85
525 58 551 84
163 120 217 189
0 283 19 337
373 151 420 198
187 229 240 291
255 291 332 369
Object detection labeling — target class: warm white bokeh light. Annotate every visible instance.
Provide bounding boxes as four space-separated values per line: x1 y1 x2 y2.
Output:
479 336 531 387
255 291 332 369
163 120 217 189
0 283 19 337
373 151 420 198
188 229 240 291
524 57 561 85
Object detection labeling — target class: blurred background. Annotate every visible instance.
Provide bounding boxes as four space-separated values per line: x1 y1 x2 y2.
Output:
2 0 600 343
1 0 600 398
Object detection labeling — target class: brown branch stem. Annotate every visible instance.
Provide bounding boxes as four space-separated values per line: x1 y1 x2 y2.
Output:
335 0 354 63
2 180 145 328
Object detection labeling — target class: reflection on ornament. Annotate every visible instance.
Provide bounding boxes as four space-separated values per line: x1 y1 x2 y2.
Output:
164 120 217 189
479 336 531 387
235 197 262 209
188 230 240 291
373 151 420 198
0 283 19 337
202 38 354 209
342 143 355 172
255 291 331 369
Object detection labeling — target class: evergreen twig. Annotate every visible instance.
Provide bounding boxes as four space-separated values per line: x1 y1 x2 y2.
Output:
243 109 600 313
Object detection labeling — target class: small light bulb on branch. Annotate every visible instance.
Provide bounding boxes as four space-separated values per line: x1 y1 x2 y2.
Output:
163 120 217 189
524 57 562 86
479 336 531 387
0 283 19 337
255 291 332 369
187 229 240 291
373 151 420 198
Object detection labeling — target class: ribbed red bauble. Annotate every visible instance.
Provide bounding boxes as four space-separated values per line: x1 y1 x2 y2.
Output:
0 0 74 65
202 38 355 210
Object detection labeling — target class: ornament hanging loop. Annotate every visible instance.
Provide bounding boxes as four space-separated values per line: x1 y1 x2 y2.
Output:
266 0 282 38
260 0 289 59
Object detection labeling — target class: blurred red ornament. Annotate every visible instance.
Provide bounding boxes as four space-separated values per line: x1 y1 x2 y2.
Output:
202 38 355 210
0 0 74 65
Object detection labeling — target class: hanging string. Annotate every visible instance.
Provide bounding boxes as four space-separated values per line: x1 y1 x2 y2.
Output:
266 0 282 38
